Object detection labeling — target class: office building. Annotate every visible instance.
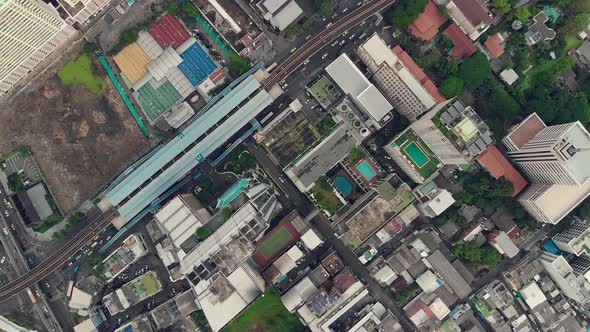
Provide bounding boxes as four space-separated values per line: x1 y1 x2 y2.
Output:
553 218 590 256
356 34 445 121
504 119 590 186
0 0 76 96
502 113 590 224
537 251 590 304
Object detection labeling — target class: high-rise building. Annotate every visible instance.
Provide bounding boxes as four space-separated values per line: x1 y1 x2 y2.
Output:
0 0 76 96
502 113 590 224
537 251 590 304
356 34 446 121
61 0 111 25
553 217 590 256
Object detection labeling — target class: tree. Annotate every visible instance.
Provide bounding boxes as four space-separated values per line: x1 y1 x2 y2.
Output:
120 29 139 46
167 2 180 15
195 226 214 240
439 35 454 50
457 52 490 89
83 42 98 54
439 76 464 98
488 80 521 127
228 52 252 77
514 7 532 21
349 147 367 163
182 2 200 17
434 57 458 77
220 207 234 221
492 0 511 13
69 212 84 225
454 171 513 209
577 198 590 220
563 13 590 34
453 241 502 267
314 0 334 17
7 173 25 192
388 0 428 28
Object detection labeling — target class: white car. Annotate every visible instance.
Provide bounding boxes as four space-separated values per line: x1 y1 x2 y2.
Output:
321 53 328 59
304 59 310 65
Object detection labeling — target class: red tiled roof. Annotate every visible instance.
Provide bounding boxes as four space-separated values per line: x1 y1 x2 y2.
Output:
504 113 546 150
406 300 434 318
148 13 191 49
392 45 447 104
209 69 225 84
334 269 356 293
476 145 528 197
409 0 448 41
444 23 477 61
485 34 505 58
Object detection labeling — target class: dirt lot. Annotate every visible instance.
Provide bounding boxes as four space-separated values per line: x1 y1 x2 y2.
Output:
0 45 149 213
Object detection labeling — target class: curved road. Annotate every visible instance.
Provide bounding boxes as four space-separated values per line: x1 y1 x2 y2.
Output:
0 0 397 304
263 0 396 90
0 208 118 301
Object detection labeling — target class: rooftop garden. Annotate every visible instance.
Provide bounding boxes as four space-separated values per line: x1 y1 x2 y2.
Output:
392 128 441 179
310 176 344 215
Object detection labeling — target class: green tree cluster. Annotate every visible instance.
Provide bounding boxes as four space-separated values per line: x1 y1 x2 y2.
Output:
439 76 464 98
349 147 367 163
167 2 180 15
453 241 502 267
314 0 334 17
191 311 212 332
492 0 511 13
457 52 491 89
454 171 513 209
387 0 428 28
195 226 214 240
220 207 234 221
315 115 337 137
286 19 311 39
182 2 200 17
7 173 25 192
228 53 252 77
83 42 98 54
514 7 532 21
120 29 139 46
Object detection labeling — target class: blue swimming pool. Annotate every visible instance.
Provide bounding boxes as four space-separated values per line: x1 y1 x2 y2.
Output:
356 161 377 181
333 176 353 197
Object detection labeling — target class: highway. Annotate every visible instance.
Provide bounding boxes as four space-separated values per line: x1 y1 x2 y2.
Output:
262 0 396 90
0 208 118 302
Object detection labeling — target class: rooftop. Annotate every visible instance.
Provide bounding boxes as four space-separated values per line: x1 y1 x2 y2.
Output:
392 45 446 104
444 23 477 61
325 53 392 122
484 34 505 58
477 145 528 197
502 113 546 151
452 0 491 26
409 0 447 41
148 13 191 49
391 127 442 180
268 0 304 32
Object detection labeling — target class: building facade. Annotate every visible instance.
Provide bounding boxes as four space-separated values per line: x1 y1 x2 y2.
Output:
538 251 590 304
0 0 76 96
502 114 590 224
553 218 590 256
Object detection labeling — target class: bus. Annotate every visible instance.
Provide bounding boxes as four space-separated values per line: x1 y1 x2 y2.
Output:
26 288 36 304
66 280 74 298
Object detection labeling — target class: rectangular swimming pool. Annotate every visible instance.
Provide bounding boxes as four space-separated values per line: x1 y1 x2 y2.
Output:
404 142 429 167
356 161 377 181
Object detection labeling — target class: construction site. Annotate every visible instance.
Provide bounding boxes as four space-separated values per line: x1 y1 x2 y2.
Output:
0 44 150 213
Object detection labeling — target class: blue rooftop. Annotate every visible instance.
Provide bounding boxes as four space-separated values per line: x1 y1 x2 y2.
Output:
178 43 217 86
105 70 273 221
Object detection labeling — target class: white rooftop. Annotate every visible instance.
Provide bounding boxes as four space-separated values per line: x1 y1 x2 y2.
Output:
269 1 303 31
423 189 455 216
73 319 97 332
559 123 590 184
281 276 317 312
500 69 519 85
286 245 304 261
155 196 205 249
416 270 441 293
325 54 392 122
533 181 590 224
301 229 323 250
261 0 289 14
69 287 92 310
520 282 547 309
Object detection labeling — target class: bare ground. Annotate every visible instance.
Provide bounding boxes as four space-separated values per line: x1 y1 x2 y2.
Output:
0 45 150 213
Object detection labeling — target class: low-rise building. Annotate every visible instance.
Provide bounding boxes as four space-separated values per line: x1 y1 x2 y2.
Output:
487 229 519 258
257 0 304 32
103 271 163 315
69 287 93 316
445 0 492 41
525 11 556 46
416 189 455 217
102 234 148 281
477 145 528 197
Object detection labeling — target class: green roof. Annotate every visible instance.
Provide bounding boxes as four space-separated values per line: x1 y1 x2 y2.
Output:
137 80 182 122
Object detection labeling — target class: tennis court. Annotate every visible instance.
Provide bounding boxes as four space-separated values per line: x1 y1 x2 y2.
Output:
259 227 294 258
404 142 430 168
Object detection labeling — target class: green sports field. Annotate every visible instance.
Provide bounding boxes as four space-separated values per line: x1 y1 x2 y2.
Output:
259 227 293 258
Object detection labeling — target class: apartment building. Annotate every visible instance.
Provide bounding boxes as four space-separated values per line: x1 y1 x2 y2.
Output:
502 113 590 224
356 34 446 121
538 251 590 304
60 0 111 25
445 0 492 41
553 218 590 256
0 0 76 96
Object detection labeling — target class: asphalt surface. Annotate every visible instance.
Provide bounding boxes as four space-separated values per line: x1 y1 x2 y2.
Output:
262 0 396 90
0 208 118 302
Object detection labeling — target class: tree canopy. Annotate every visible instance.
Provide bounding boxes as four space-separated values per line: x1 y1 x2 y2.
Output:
314 0 334 17
167 2 180 15
454 171 513 209
228 53 252 77
195 226 214 240
453 241 502 267
439 76 464 98
457 52 491 89
514 7 532 21
387 0 428 28
492 0 511 13
182 2 200 17
120 29 139 46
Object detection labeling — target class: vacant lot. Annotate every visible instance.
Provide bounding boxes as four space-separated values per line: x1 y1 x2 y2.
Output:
0 45 149 212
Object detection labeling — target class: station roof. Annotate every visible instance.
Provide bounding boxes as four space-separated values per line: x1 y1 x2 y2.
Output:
106 73 272 221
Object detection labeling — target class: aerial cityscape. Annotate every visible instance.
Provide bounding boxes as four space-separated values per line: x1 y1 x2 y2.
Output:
0 0 590 331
